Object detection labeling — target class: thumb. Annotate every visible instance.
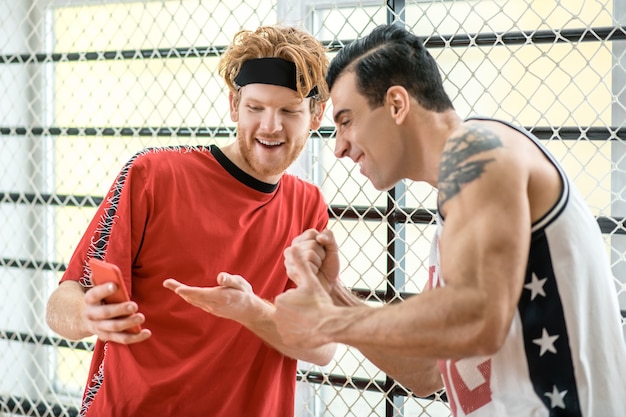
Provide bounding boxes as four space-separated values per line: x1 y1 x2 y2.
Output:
163 278 183 291
317 229 339 254
290 250 324 293
217 272 252 292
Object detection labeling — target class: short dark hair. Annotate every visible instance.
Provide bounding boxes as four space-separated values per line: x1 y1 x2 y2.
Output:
326 24 454 112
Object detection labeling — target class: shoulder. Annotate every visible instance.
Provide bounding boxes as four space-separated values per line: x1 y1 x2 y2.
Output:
281 173 323 195
280 174 328 209
125 145 212 174
129 145 210 164
438 120 530 210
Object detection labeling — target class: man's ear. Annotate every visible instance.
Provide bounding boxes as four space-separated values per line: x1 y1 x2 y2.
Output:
229 90 239 122
386 86 410 125
309 101 326 131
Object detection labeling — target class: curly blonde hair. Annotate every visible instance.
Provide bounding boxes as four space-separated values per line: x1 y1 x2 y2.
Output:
219 26 330 106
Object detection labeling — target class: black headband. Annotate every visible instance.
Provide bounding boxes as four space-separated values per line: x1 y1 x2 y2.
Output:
234 57 318 98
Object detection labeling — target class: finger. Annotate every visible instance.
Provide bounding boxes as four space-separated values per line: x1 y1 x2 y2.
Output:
84 299 138 322
285 241 325 269
284 246 317 270
99 327 152 344
291 228 320 245
106 312 145 333
288 249 325 293
294 238 326 263
163 278 184 291
85 302 148 340
163 280 209 309
170 285 204 302
85 282 120 305
167 284 222 311
119 328 152 343
316 229 339 253
217 273 252 292
284 246 318 285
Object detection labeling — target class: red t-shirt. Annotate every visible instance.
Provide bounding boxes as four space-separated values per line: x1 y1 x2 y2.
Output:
61 145 329 417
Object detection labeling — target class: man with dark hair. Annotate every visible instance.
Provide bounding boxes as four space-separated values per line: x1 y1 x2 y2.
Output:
273 23 626 416
46 25 335 417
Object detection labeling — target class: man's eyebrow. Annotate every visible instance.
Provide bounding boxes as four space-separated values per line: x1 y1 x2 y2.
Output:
245 96 304 107
333 109 350 123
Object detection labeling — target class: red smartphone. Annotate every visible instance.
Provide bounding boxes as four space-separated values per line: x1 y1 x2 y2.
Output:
88 258 141 334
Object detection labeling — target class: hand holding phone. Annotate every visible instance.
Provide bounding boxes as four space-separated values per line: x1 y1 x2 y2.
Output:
89 258 142 334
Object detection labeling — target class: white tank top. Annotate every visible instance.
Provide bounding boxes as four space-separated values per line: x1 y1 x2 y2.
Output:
428 117 626 416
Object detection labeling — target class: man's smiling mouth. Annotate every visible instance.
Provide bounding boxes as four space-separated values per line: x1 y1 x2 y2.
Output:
258 139 283 147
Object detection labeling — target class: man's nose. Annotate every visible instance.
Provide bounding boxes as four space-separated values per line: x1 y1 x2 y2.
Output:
334 133 350 159
260 111 282 133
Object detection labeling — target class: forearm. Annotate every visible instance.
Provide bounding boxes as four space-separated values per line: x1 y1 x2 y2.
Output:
358 347 443 397
320 286 498 360
329 281 362 307
46 281 93 340
245 298 337 366
322 283 444 394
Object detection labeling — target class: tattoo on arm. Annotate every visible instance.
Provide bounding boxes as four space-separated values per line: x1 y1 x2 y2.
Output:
438 126 503 207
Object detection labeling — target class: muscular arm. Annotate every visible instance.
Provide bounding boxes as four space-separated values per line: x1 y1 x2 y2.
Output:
330 285 443 396
275 123 535 388
278 236 443 396
310 123 531 357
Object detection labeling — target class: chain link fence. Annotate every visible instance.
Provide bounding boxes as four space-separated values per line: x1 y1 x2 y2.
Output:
1 0 625 416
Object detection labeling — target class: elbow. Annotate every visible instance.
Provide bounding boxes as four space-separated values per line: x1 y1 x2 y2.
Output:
313 357 332 367
399 368 444 398
45 297 60 335
409 383 443 399
45 302 69 340
318 343 338 366
456 291 511 357
473 337 503 357
471 316 510 357
45 284 89 341
308 343 337 367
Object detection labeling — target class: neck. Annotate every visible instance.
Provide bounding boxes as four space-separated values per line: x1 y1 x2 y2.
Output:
220 142 283 185
406 108 461 187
